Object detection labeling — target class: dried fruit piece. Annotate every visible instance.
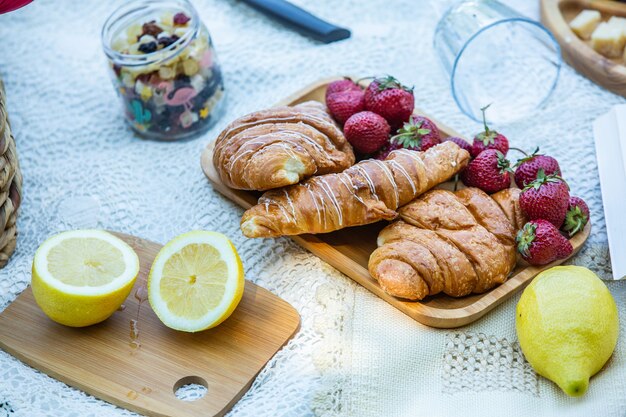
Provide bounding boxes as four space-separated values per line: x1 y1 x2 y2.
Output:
142 20 163 37
139 42 158 54
174 12 190 25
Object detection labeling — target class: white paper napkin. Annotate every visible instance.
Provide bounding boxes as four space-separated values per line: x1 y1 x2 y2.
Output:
593 105 626 280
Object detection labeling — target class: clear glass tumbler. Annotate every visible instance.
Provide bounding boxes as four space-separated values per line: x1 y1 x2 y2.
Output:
434 0 562 123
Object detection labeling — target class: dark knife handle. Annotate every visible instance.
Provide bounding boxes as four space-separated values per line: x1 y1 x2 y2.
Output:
241 0 351 43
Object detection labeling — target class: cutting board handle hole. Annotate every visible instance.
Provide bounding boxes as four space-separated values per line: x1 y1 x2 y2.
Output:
173 376 208 401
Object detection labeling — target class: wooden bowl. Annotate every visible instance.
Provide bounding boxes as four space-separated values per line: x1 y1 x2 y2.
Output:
541 0 626 97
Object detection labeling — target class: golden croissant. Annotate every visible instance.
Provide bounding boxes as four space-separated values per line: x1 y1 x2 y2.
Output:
240 141 470 238
213 101 355 191
369 187 526 300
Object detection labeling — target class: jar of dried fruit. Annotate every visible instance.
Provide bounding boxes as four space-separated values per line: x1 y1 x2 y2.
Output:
101 0 225 140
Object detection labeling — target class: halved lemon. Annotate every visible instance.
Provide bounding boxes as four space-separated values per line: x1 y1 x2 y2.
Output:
147 231 244 332
32 230 140 327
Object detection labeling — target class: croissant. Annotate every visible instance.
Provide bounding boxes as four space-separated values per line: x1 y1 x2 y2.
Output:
213 101 355 191
240 141 470 238
369 187 526 300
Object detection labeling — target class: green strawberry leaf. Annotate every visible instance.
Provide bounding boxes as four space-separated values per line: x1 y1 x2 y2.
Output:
375 75 414 93
562 206 588 236
513 147 541 168
523 168 569 191
390 116 430 149
516 222 536 258
496 151 513 175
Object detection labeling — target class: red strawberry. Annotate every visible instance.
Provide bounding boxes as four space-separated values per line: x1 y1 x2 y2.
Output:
364 76 414 129
444 136 472 154
344 111 390 154
460 149 511 193
326 90 365 125
471 105 509 157
390 115 441 152
516 219 573 265
373 140 402 160
519 170 570 228
561 196 590 237
325 78 361 100
514 148 561 188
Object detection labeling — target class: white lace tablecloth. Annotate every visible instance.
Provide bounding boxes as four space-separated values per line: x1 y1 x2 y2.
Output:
1 1 625 416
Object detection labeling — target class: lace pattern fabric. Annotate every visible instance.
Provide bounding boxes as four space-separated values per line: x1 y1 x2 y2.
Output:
0 0 623 416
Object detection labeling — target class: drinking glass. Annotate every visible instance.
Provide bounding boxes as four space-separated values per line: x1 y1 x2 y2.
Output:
434 0 562 123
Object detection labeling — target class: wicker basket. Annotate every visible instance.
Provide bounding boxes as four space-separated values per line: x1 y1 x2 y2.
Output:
0 79 22 268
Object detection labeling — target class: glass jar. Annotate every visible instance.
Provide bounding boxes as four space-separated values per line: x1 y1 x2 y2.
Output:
101 0 225 141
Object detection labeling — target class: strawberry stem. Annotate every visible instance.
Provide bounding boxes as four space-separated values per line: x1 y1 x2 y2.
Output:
513 147 540 168
480 104 492 136
355 76 375 84
509 147 527 157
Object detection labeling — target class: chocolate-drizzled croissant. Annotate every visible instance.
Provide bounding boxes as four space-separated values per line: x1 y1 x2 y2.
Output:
240 142 470 237
213 101 355 191
369 187 525 300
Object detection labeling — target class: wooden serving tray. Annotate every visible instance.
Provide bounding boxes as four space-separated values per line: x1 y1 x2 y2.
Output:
0 233 300 417
541 0 626 98
201 77 591 328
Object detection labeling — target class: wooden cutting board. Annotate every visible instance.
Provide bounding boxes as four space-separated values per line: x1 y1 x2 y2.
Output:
200 77 591 328
541 0 626 98
0 233 300 417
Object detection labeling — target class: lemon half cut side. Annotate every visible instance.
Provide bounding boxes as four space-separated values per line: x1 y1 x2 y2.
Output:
147 231 244 332
32 229 140 327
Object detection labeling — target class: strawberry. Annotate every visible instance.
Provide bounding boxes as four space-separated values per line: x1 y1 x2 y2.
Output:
326 90 365 125
516 219 573 265
561 196 590 237
460 149 511 193
471 105 509 158
364 76 414 129
373 140 402 160
344 111 391 154
519 170 570 228
325 78 361 100
444 136 472 154
389 115 441 152
514 148 561 188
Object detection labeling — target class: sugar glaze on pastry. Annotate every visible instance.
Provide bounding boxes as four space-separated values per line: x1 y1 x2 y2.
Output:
240 141 470 237
213 101 354 191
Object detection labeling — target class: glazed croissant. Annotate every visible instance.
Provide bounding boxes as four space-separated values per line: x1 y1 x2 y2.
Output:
369 187 525 300
240 141 470 238
213 101 355 191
